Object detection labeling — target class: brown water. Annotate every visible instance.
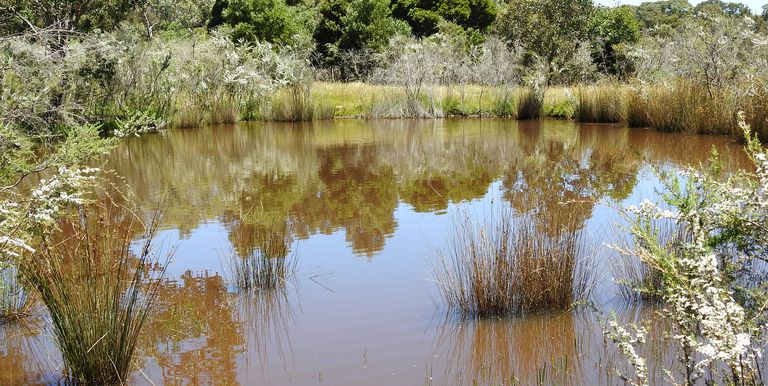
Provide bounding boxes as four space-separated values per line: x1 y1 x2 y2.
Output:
0 119 753 385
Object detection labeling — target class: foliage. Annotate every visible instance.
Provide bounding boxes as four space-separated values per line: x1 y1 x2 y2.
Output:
313 0 409 79
390 0 496 37
634 0 694 33
694 0 752 17
0 0 136 34
495 0 595 84
590 6 641 76
218 0 308 45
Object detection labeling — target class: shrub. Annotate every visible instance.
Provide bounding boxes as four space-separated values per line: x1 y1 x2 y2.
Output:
606 117 768 385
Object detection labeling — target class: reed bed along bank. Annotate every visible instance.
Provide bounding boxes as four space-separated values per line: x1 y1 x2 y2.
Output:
17 205 169 384
310 81 767 140
577 86 626 123
435 211 593 318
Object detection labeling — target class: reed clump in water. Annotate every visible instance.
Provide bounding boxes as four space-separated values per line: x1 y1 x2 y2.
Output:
516 88 543 120
18 205 168 384
223 223 296 291
577 85 626 123
436 212 593 318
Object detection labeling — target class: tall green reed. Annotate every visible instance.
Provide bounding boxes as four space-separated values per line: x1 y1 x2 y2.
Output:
19 205 169 384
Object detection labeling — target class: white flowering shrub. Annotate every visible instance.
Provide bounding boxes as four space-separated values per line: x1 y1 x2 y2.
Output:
609 115 768 385
604 315 649 386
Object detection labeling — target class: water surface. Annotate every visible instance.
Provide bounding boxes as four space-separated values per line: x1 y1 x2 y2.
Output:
0 119 752 385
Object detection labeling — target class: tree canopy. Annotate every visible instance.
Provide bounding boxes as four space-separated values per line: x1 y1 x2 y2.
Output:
390 0 496 37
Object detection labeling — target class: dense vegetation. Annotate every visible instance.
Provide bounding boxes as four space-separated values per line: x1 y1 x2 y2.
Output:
2 0 768 383
1 0 767 135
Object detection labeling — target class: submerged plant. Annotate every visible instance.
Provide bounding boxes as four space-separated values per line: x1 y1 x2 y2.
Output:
223 221 296 291
435 211 593 318
0 264 34 322
18 205 169 384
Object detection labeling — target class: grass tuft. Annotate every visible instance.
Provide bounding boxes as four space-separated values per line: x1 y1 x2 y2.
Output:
18 204 168 384
435 211 593 318
223 222 296 291
516 88 543 120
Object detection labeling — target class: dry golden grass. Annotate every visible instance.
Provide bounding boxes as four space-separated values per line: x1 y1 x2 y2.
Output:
577 85 626 123
645 81 736 135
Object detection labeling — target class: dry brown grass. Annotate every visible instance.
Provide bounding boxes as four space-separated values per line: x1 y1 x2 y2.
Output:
435 211 593 318
645 81 736 135
625 87 651 128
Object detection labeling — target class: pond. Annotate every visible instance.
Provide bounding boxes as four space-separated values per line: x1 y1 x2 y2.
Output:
0 119 753 385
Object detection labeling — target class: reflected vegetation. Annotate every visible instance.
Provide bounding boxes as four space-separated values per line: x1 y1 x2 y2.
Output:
107 119 750 256
433 312 584 385
0 318 55 385
142 273 244 385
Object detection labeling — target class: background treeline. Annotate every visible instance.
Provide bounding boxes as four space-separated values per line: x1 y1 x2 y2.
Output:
2 0 768 134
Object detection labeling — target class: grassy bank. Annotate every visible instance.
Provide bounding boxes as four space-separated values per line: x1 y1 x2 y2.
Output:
310 82 768 140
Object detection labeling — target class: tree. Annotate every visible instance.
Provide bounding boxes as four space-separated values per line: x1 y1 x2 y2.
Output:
136 0 215 39
1 0 138 35
210 0 307 45
634 0 693 32
390 0 496 37
590 5 641 76
694 0 752 17
313 0 409 77
495 0 594 83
